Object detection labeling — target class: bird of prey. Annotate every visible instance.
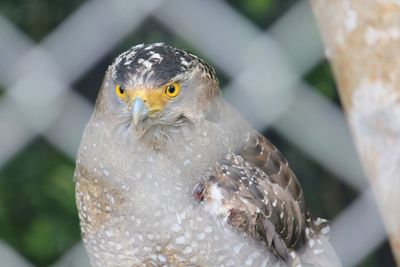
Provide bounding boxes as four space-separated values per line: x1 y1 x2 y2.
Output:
74 43 341 267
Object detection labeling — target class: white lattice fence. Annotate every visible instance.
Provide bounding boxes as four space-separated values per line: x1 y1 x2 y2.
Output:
0 1 388 266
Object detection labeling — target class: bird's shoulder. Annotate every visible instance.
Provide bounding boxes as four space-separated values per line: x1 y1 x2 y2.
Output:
74 163 127 236
197 131 308 261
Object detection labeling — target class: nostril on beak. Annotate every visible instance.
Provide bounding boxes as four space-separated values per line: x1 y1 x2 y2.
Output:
132 97 148 127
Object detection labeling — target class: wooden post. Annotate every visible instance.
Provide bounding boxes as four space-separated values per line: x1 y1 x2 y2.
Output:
310 0 400 264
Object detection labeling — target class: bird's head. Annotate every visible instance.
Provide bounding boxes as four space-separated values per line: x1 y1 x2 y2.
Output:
95 43 221 146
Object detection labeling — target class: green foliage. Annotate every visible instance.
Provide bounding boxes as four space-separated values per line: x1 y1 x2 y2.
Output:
0 139 80 266
227 0 298 28
0 0 83 41
235 0 275 24
304 60 339 102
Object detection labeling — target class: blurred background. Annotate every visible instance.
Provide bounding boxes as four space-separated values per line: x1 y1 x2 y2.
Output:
0 0 396 266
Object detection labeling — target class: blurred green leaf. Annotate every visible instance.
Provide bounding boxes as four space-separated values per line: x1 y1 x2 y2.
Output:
0 139 80 266
0 0 84 41
304 60 339 101
226 0 298 29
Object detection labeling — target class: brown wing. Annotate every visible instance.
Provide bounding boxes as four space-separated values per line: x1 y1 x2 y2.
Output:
197 132 308 261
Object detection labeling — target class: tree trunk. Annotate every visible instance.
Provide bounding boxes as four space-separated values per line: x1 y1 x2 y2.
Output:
309 0 400 265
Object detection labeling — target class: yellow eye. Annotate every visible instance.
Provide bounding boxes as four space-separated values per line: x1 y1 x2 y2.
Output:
164 82 180 98
116 84 126 99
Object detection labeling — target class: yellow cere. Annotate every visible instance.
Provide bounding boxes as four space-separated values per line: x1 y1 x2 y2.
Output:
117 82 181 114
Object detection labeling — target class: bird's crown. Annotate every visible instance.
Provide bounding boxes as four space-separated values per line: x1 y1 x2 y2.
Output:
111 43 217 87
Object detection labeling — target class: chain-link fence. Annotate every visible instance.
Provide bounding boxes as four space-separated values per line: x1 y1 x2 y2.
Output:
0 0 393 266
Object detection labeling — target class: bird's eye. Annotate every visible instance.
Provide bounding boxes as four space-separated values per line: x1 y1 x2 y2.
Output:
164 82 180 98
116 84 126 99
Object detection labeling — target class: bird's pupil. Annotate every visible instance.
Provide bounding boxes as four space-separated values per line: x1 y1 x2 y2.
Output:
168 85 175 94
119 85 124 94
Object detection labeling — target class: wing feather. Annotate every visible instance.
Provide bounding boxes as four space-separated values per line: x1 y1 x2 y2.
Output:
200 132 307 261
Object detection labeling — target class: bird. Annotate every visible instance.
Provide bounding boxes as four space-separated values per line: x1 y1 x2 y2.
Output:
74 43 341 267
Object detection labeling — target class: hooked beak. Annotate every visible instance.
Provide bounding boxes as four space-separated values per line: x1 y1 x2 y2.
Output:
132 97 149 128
